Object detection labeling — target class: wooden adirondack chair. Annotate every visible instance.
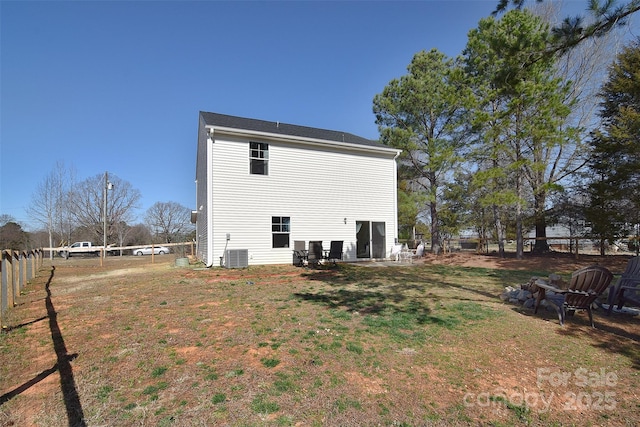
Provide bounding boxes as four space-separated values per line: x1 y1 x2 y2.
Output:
534 265 613 327
607 256 640 315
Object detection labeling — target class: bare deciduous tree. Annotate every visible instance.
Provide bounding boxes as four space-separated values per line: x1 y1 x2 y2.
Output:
126 223 153 246
145 201 193 244
68 173 141 245
521 3 627 252
27 161 76 258
534 1 625 131
0 214 15 227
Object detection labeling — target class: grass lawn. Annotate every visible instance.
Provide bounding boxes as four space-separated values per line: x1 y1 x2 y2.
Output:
1 254 638 426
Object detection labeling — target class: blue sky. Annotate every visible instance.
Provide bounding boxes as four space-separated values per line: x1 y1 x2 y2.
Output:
1 0 631 230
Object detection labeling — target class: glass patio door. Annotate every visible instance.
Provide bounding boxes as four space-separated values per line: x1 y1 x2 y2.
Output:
372 222 386 258
356 221 370 258
356 221 386 259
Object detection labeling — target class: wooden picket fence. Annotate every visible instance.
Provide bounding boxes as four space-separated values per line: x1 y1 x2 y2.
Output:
0 248 44 330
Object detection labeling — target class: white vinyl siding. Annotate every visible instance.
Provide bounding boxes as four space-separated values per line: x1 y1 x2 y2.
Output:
195 117 211 265
208 136 398 265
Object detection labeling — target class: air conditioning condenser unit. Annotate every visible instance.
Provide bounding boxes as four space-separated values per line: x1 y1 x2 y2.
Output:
224 249 248 268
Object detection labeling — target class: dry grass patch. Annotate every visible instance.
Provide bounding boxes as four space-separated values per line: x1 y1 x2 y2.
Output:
0 255 638 426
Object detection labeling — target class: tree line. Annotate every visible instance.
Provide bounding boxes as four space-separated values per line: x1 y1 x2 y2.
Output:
0 163 194 253
374 1 639 257
4 1 637 258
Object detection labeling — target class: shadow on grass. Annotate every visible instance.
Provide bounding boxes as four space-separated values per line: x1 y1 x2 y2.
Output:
295 264 504 334
301 263 517 305
294 288 401 315
513 304 640 370
0 353 78 405
1 315 48 332
0 266 87 426
557 315 640 371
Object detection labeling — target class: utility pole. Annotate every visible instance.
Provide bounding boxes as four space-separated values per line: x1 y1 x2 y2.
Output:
103 171 113 258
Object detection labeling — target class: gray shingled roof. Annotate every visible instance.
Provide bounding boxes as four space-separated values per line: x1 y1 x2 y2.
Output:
200 111 385 148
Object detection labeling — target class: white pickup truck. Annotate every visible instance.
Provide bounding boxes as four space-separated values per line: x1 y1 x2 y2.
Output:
58 241 103 258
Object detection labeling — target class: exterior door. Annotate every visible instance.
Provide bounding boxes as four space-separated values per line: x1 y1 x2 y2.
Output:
372 222 386 258
356 221 370 258
356 221 386 259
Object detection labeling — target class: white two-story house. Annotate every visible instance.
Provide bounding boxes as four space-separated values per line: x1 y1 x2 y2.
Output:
194 111 401 266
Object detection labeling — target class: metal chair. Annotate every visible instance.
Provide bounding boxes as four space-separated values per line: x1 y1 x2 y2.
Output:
292 240 307 267
324 241 344 265
307 241 324 267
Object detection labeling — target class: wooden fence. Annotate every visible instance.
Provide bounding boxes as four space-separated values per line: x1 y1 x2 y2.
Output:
1 242 195 329
1 248 44 330
40 241 196 266
411 236 639 257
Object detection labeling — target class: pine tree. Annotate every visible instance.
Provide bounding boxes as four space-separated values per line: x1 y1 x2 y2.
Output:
373 49 474 254
464 9 579 258
587 38 640 252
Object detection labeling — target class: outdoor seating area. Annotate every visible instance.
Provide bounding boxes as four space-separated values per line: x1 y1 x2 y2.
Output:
292 240 344 267
533 265 614 327
391 242 425 263
293 240 426 267
607 256 640 314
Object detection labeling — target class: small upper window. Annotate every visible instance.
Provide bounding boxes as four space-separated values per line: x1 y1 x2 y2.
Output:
250 142 269 175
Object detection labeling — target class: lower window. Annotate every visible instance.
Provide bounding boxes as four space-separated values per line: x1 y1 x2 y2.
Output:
272 216 290 248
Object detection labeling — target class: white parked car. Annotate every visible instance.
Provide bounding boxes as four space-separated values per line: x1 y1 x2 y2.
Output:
134 246 170 256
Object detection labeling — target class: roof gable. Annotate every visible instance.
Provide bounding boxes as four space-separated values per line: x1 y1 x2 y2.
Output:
200 111 386 149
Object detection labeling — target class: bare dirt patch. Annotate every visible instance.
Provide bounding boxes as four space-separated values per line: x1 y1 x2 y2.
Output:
421 250 632 272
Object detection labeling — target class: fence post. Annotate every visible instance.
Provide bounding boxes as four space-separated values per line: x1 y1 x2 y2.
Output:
0 250 17 329
8 251 16 309
12 252 19 305
0 249 44 330
1 253 6 330
19 251 25 292
26 251 33 282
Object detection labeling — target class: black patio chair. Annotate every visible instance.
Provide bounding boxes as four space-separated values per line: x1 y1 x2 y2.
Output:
324 241 344 265
307 241 324 267
292 240 307 267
